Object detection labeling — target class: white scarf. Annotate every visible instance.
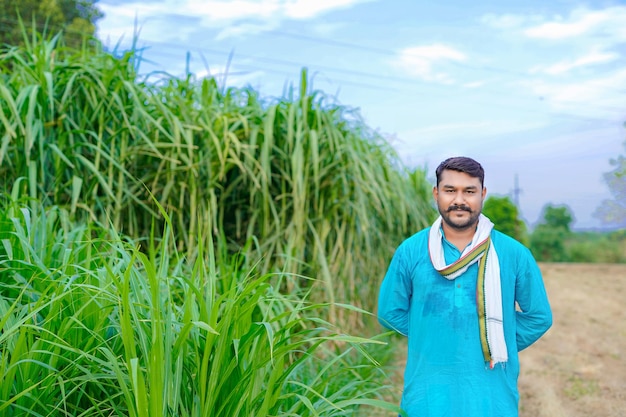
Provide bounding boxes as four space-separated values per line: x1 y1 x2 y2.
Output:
428 214 508 367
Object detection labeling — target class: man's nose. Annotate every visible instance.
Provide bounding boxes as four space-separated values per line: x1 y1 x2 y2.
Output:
452 191 465 204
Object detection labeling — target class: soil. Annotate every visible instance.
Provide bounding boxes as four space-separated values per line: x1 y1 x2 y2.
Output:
518 263 626 417
374 263 626 417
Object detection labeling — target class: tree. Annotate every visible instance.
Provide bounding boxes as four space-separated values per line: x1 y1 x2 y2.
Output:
530 204 575 262
541 205 574 231
0 0 102 48
594 139 626 228
482 195 528 244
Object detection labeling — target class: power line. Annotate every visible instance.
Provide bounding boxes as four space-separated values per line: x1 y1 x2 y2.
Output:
124 38 625 125
3 12 624 105
260 28 626 98
2 11 625 100
1 14 624 126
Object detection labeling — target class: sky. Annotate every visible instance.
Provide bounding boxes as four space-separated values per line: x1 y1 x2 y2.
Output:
95 0 626 230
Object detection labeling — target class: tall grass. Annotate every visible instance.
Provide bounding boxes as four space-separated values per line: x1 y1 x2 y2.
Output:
0 34 435 324
0 199 405 416
0 30 426 415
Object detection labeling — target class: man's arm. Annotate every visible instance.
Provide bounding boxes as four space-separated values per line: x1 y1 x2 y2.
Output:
377 246 412 336
515 249 553 351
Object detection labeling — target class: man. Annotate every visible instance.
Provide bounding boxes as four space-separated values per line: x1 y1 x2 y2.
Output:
377 156 552 417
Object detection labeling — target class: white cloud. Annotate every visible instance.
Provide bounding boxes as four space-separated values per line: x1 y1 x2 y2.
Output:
521 68 626 119
481 13 538 29
398 119 548 151
195 65 266 87
531 50 619 75
463 80 486 88
405 121 496 136
394 119 551 180
524 11 607 39
100 1 280 22
523 7 626 40
310 22 346 37
394 44 466 83
481 6 626 102
216 21 278 40
481 7 626 50
283 0 366 19
191 0 282 21
99 0 370 41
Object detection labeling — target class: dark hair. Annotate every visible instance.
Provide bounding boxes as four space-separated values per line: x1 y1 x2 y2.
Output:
435 156 484 187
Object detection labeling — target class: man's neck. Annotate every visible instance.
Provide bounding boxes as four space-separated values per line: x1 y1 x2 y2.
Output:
442 223 477 252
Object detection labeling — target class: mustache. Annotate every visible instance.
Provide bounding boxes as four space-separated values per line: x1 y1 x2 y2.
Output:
447 205 472 213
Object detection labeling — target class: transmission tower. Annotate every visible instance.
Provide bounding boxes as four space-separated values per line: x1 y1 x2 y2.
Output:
511 174 522 207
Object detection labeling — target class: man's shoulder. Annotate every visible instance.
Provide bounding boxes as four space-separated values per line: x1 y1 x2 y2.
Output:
403 227 431 245
390 227 432 269
394 227 430 254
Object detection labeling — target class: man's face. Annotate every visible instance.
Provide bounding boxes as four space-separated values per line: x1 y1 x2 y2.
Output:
433 169 486 231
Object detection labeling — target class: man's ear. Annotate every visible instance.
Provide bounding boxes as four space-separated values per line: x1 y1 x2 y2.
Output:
482 186 487 201
432 185 438 200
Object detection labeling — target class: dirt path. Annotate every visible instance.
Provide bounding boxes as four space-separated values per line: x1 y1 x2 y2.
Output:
376 263 626 416
519 263 626 417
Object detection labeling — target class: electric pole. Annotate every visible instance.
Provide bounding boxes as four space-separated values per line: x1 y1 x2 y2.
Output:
512 174 522 208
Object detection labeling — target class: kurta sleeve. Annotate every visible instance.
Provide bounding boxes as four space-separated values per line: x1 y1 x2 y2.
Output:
515 248 553 351
377 244 412 336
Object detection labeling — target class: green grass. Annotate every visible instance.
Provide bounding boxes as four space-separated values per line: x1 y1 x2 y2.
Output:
0 200 406 416
0 30 428 416
0 33 435 326
564 375 600 400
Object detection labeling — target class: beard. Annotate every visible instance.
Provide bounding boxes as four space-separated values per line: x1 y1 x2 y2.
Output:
438 203 481 231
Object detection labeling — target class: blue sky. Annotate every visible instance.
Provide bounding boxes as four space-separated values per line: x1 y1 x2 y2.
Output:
96 0 626 230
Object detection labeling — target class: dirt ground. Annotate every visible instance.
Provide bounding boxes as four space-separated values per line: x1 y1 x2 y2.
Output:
518 263 626 417
374 263 626 417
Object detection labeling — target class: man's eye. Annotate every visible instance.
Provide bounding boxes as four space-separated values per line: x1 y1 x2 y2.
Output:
466 190 475 194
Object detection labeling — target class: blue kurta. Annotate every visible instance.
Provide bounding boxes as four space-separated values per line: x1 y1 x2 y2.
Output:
378 227 552 417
